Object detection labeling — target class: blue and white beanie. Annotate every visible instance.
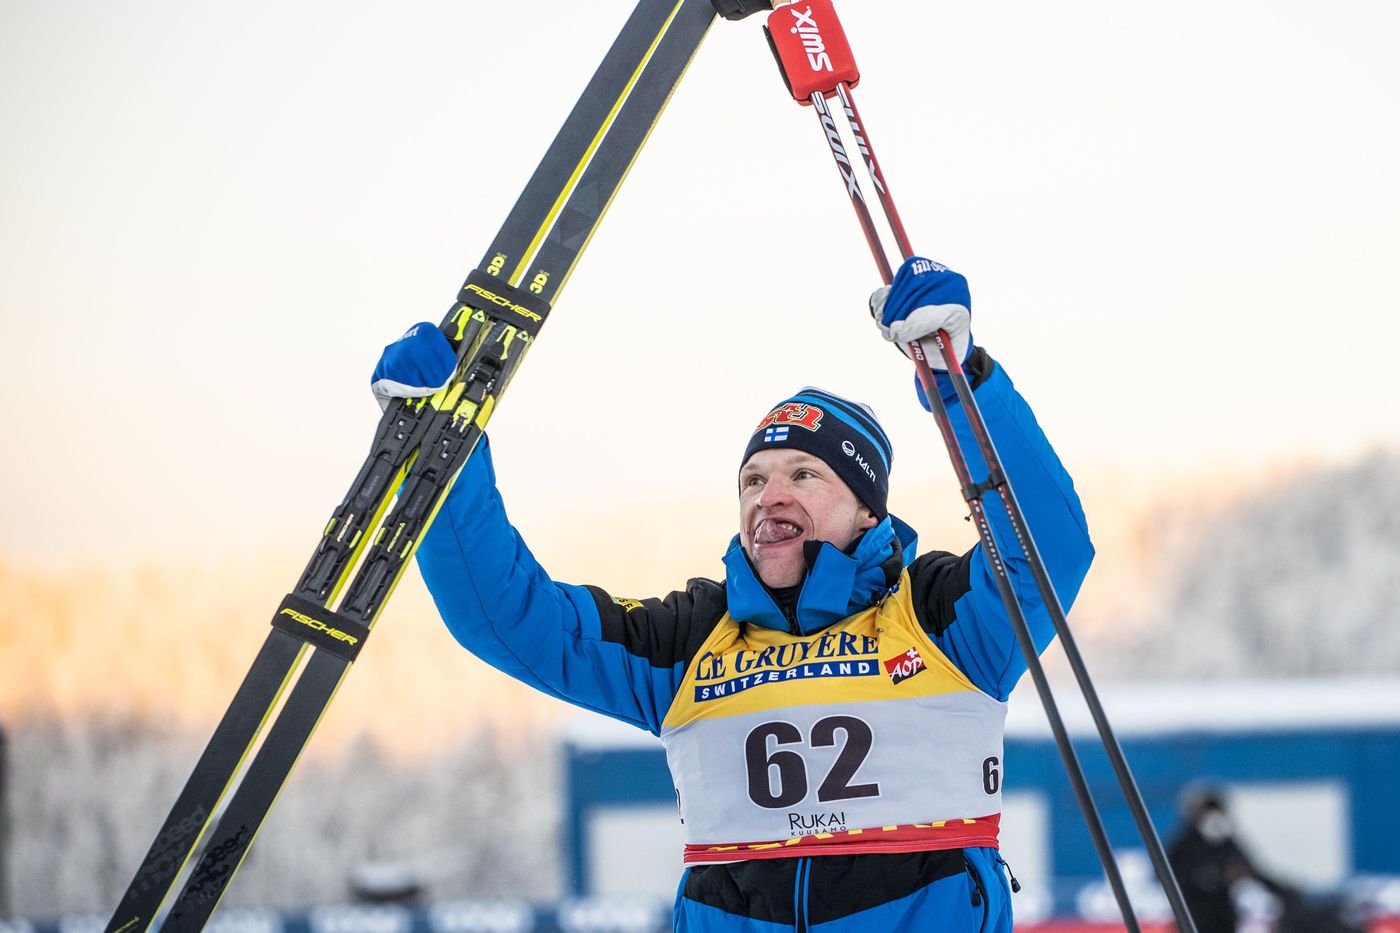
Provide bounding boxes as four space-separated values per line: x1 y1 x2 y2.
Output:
740 387 893 518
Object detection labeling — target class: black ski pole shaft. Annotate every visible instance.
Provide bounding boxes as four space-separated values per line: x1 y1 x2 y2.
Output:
831 62 1196 933
761 3 1145 927
907 343 1141 933
802 98 1142 933
931 332 1198 933
833 55 1198 933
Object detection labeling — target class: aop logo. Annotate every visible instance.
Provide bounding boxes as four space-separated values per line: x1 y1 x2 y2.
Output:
788 6 833 73
884 647 927 685
755 402 825 434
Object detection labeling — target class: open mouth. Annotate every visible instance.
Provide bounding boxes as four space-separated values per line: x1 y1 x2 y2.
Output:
754 519 804 545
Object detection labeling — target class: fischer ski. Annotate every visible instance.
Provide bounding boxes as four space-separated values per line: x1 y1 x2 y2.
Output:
107 2 716 930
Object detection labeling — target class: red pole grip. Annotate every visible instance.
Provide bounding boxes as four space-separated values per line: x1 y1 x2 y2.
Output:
765 0 860 104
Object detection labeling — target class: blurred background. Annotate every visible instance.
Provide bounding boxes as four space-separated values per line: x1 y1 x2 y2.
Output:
2 0 1398 930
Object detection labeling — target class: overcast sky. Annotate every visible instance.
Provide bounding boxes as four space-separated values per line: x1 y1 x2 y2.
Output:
2 0 1397 566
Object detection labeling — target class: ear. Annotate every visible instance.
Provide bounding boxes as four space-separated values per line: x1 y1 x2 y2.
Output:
857 507 879 531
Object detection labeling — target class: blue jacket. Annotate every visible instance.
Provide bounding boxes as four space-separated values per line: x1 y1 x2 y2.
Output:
414 355 1093 932
417 356 1093 729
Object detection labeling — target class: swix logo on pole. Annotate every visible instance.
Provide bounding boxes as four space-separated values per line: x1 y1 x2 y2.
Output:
813 93 863 201
766 0 860 103
836 86 884 195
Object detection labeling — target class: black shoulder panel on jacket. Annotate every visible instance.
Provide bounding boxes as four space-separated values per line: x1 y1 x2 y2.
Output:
586 578 729 671
964 345 995 390
907 549 975 637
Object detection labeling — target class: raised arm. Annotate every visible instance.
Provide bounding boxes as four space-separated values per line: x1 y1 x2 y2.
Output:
910 351 1093 699
373 323 723 734
872 261 1094 699
416 438 724 734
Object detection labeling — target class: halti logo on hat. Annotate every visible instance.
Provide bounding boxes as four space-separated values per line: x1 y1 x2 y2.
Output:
842 439 877 483
755 402 824 435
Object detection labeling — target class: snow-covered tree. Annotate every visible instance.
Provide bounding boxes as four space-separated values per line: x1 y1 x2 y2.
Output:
1092 449 1400 679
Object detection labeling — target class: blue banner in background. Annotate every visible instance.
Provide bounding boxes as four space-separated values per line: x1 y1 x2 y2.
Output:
8 900 672 933
14 895 1400 933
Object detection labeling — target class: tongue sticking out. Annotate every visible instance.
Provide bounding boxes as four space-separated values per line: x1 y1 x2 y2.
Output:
755 519 803 545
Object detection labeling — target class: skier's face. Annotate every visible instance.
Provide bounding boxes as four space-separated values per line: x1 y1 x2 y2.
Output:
738 448 878 589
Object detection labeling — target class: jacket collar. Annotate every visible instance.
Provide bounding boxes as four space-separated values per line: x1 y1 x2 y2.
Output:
722 515 919 635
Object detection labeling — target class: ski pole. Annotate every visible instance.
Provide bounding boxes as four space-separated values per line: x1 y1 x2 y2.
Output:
831 81 914 260
826 49 1201 933
811 85 1146 931
769 27 1140 927
761 4 1199 931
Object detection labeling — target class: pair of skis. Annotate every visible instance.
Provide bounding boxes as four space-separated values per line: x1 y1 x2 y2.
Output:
760 3 1196 932
106 2 744 929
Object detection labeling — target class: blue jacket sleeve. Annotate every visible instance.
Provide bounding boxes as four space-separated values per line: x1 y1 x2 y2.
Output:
414 437 706 734
918 357 1095 700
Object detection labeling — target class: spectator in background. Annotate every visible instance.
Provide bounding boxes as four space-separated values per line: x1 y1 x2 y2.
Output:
1168 785 1272 931
1167 784 1362 933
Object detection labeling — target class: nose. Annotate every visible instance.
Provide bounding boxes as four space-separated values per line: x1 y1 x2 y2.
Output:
755 475 793 509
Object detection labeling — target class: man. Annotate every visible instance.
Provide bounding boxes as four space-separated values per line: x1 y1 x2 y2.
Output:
372 257 1094 931
1166 785 1344 933
1168 786 1253 932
